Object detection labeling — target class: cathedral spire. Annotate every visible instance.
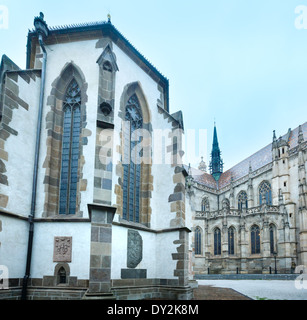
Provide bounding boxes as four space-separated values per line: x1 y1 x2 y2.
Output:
209 123 223 181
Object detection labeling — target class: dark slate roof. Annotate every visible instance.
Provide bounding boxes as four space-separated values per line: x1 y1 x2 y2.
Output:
190 122 307 190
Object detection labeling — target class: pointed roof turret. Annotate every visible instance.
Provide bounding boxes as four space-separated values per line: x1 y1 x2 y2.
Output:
209 123 224 181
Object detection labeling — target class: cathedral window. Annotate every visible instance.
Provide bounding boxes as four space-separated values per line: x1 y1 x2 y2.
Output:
195 227 202 255
251 225 261 254
201 197 210 212
214 228 221 255
59 79 81 215
222 198 230 210
238 191 248 211
259 181 272 205
122 94 143 223
228 227 235 255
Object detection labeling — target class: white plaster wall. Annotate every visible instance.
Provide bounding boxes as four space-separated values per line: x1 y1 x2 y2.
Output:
0 216 28 278
155 231 178 279
34 38 166 220
3 74 40 216
111 225 178 280
35 39 101 219
30 222 91 279
110 42 178 230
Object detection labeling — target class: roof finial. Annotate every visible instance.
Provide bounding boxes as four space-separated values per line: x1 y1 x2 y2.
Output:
198 156 207 172
107 13 111 23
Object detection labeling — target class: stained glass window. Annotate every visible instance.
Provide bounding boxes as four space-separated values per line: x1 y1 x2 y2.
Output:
59 79 81 215
228 227 235 255
259 181 272 205
214 228 221 255
238 191 248 210
195 227 202 255
251 225 261 254
122 94 143 223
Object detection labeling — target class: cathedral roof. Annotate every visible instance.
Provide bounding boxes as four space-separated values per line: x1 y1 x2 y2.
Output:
190 122 307 191
26 15 169 111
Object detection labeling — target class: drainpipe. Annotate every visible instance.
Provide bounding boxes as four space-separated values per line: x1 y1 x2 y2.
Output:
21 12 49 301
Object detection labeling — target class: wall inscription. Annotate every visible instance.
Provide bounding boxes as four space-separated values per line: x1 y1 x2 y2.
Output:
53 237 72 262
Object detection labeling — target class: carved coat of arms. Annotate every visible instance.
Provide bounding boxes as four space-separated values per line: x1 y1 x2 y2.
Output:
127 230 143 269
53 237 72 262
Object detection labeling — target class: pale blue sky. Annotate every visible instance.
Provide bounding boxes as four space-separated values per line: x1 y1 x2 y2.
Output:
1 0 306 170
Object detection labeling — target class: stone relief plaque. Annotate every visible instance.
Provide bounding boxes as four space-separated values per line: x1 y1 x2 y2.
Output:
53 237 72 262
127 230 143 269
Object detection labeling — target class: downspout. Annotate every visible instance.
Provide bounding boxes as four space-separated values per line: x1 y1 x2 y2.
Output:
21 13 48 300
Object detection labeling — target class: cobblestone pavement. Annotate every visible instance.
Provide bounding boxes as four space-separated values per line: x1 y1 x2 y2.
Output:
193 285 251 300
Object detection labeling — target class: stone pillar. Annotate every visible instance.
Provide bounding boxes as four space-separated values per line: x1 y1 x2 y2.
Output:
283 221 292 273
84 204 116 299
239 223 248 273
222 223 228 257
173 228 191 288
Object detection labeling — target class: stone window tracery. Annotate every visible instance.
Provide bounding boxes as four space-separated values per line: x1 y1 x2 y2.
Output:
122 94 143 223
201 197 210 212
259 181 272 205
59 79 81 215
238 191 248 211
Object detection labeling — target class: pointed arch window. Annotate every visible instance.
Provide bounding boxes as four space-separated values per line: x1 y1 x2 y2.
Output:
59 79 81 215
238 191 248 211
259 181 272 205
122 94 143 223
58 267 67 284
228 227 235 255
251 225 261 254
195 227 202 255
214 228 221 255
201 197 210 212
269 224 276 254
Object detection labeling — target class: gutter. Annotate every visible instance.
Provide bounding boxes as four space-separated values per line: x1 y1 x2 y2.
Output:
21 13 49 301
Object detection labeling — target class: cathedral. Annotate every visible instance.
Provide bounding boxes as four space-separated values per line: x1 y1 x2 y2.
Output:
189 122 307 275
0 13 306 300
